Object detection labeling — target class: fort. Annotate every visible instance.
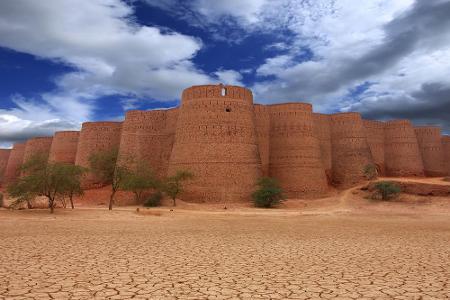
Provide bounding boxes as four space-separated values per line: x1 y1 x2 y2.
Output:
1 84 449 202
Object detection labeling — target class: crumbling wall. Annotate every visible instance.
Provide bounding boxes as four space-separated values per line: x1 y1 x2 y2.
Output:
269 103 328 197
414 127 446 177
22 137 53 163
2 143 26 184
118 109 177 178
313 113 332 182
0 149 11 186
442 136 450 176
75 122 122 186
48 131 80 164
168 84 262 202
384 120 424 176
363 120 386 175
330 113 374 186
254 104 270 176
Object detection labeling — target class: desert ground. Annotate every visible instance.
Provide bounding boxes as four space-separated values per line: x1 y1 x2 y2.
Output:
1 178 450 300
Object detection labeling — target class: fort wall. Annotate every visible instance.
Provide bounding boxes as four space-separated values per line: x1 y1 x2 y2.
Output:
269 103 328 197
254 104 270 176
313 113 332 182
48 131 80 164
0 149 11 186
363 120 386 175
75 122 122 186
6 84 449 202
3 143 26 184
330 113 374 186
22 137 53 163
168 85 261 202
384 120 424 176
441 136 450 176
414 127 446 177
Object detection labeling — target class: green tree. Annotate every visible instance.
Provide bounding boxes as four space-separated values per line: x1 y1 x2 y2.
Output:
122 163 160 203
252 177 285 208
88 148 130 210
163 170 194 206
60 164 86 209
374 181 401 200
7 154 85 213
364 164 378 180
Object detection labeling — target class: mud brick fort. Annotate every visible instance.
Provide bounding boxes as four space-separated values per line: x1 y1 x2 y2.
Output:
1 84 450 202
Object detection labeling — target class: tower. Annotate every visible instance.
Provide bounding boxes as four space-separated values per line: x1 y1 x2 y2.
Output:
168 84 262 202
48 131 80 164
384 120 424 176
330 113 374 186
269 103 328 197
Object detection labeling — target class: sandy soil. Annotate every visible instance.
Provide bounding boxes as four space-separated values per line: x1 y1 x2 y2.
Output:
1 177 450 299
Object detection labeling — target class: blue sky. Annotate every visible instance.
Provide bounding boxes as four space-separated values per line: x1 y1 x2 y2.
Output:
1 0 450 147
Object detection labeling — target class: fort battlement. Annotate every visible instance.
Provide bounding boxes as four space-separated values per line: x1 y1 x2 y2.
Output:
2 84 449 202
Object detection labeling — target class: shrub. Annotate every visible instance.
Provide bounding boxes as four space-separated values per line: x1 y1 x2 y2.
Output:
374 181 401 200
364 164 378 180
144 191 163 207
252 177 285 208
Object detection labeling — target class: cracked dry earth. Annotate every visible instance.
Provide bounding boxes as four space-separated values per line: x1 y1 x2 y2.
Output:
1 208 450 300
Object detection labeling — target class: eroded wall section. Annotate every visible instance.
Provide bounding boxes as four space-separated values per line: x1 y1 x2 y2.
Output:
363 120 386 175
169 85 262 202
384 120 424 176
313 113 332 182
269 103 328 197
414 127 446 177
330 113 374 186
254 104 270 176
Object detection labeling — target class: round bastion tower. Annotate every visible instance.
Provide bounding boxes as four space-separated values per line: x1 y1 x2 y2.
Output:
168 84 262 202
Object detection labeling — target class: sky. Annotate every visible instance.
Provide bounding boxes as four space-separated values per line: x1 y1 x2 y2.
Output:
0 0 450 148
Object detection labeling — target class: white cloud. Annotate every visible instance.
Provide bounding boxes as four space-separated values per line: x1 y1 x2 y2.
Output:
214 70 243 86
0 0 217 146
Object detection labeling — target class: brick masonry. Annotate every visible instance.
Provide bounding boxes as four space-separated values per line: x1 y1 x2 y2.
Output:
1 84 449 201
